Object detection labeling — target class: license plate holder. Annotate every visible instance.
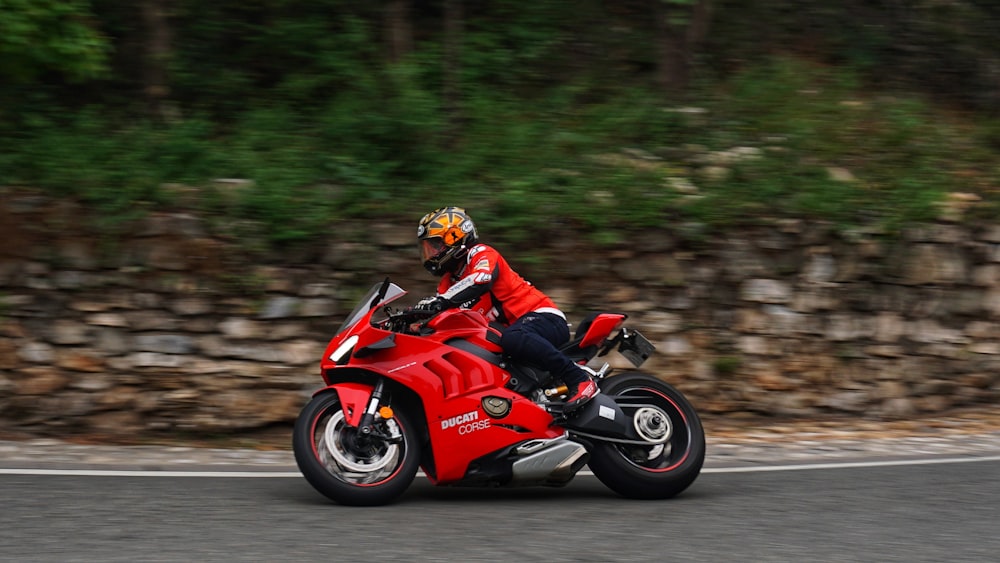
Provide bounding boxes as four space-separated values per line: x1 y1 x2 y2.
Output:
618 329 655 368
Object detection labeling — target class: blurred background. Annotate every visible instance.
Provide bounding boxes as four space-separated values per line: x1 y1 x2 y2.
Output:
1 0 998 242
1 1 1000 440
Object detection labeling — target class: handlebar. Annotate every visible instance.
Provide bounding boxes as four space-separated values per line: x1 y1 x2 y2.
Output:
380 306 438 334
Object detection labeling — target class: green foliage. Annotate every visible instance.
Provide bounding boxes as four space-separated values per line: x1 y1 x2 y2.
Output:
0 3 998 251
0 0 109 82
712 356 742 377
674 57 991 231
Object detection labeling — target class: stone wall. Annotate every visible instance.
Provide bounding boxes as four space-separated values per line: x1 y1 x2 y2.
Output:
2 189 999 439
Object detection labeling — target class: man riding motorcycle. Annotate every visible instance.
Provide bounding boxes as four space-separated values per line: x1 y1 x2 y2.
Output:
415 206 599 412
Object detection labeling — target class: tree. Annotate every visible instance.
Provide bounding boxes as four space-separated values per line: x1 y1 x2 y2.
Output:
651 0 712 93
140 0 172 119
442 0 464 142
0 0 109 83
384 0 414 63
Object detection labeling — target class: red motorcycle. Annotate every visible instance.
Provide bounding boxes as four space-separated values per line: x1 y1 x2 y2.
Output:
292 279 705 505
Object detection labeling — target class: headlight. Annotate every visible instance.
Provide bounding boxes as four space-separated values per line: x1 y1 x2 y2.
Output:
329 335 359 363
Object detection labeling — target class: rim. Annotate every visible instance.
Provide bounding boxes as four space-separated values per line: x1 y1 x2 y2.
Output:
614 386 693 473
310 403 405 486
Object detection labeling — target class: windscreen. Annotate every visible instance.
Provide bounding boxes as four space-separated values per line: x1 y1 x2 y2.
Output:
336 280 406 335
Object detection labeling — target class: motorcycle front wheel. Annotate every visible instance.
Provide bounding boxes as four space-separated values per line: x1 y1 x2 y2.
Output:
586 372 705 499
293 390 421 506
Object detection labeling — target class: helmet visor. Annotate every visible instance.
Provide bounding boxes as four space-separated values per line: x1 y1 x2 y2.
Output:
420 237 447 263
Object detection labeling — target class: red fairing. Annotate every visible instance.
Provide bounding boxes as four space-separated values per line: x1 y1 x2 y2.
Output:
330 382 374 427
319 304 561 484
578 314 626 348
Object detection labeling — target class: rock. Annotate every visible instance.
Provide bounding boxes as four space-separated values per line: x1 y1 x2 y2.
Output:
971 264 1000 287
698 166 730 182
820 391 869 413
130 352 190 368
56 240 99 270
147 243 190 271
124 310 180 331
56 352 106 373
49 320 91 345
259 296 300 319
874 312 905 343
253 266 296 293
196 335 283 362
740 279 792 304
69 373 114 391
802 253 837 283
138 213 206 238
52 271 93 289
170 297 213 316
901 244 967 285
964 321 997 339
0 373 16 394
968 342 1000 355
15 367 70 395
880 397 917 417
0 339 19 369
135 334 196 355
215 389 301 426
827 167 856 183
0 294 34 309
262 323 310 341
825 314 875 341
18 342 56 364
300 283 336 297
88 410 143 433
218 318 264 339
299 298 337 317
281 340 322 365
753 371 798 391
908 319 967 344
86 313 129 327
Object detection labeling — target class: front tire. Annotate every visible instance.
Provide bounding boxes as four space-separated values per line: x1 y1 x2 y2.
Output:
586 372 705 499
293 390 421 506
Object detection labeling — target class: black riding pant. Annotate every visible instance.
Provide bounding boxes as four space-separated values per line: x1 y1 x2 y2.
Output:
499 312 587 385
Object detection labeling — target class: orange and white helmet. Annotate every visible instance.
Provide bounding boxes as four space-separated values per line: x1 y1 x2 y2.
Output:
417 207 478 275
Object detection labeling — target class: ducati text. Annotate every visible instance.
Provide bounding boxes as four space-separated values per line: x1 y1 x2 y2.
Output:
441 409 491 435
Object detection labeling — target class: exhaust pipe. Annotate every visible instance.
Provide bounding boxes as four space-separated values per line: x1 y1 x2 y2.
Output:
511 439 589 486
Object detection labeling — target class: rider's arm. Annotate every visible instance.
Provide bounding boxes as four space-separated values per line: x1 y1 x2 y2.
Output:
424 245 498 311
437 266 495 308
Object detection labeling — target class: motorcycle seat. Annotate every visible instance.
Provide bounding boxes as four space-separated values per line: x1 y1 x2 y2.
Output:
559 312 601 356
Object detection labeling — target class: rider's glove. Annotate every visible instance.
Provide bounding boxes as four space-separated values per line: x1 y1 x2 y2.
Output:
415 296 446 313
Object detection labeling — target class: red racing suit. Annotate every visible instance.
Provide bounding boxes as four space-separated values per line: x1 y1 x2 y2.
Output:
435 244 558 326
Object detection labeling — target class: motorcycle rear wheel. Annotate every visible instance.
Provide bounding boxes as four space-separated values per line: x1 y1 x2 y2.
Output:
586 372 705 499
293 390 421 506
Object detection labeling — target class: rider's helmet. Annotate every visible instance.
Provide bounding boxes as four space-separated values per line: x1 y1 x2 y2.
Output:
417 207 478 276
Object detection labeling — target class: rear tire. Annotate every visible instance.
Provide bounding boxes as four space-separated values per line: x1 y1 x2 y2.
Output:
586 372 705 499
293 390 421 506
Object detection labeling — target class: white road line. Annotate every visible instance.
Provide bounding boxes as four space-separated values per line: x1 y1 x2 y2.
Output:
2 455 999 478
701 454 1000 473
0 469 303 477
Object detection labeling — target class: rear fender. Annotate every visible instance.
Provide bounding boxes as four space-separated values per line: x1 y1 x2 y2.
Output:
315 382 374 428
579 314 627 348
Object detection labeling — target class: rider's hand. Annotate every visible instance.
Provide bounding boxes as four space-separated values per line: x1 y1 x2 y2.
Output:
414 296 445 313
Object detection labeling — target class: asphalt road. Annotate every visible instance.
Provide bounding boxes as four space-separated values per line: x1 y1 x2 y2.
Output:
2 458 997 562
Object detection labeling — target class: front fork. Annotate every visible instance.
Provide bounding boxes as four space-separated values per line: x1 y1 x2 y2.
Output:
356 379 385 437
325 379 402 443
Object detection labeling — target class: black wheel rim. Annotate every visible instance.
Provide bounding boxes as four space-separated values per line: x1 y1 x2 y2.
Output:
614 386 694 472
